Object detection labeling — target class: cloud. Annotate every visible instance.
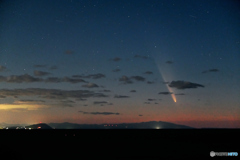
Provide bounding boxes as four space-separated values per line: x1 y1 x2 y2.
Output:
93 101 108 105
119 75 146 84
130 90 136 92
114 95 129 98
85 73 105 79
82 83 99 88
119 75 133 84
168 80 204 89
0 95 6 98
139 114 143 116
202 69 219 73
45 77 62 83
34 70 51 76
49 65 58 70
64 50 74 55
62 77 87 83
144 102 150 104
17 99 46 103
147 81 154 84
111 57 121 62
112 69 121 72
209 69 219 72
134 55 149 59
175 93 185 95
75 98 87 101
148 98 156 101
166 61 173 64
130 76 145 81
60 100 75 103
72 73 105 79
0 88 108 100
98 89 111 92
143 71 153 75
0 65 7 72
162 81 169 84
78 111 120 115
158 92 173 95
0 74 87 84
2 74 43 83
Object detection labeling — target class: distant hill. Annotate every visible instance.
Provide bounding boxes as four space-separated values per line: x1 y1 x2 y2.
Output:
25 123 53 129
48 121 194 129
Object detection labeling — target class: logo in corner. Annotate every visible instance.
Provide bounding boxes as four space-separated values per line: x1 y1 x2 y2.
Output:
210 151 215 157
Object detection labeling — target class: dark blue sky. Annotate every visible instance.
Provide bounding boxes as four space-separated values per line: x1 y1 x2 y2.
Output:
0 0 239 128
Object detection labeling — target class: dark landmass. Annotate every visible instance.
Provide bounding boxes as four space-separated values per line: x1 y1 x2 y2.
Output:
25 123 53 129
48 121 193 129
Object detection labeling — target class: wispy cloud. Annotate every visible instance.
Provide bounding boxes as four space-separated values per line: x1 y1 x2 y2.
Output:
169 81 204 89
78 111 120 115
72 73 105 79
130 76 145 81
98 89 111 92
143 71 153 75
34 70 51 76
75 98 87 101
112 69 121 72
62 77 87 83
17 99 46 103
166 60 173 64
158 92 173 95
202 69 219 73
119 75 133 84
93 101 108 105
0 74 43 83
45 77 62 83
134 55 150 59
130 90 136 92
82 83 99 88
175 93 185 95
0 74 89 84
114 95 129 98
147 98 156 101
147 81 154 84
0 88 108 100
109 57 121 62
49 65 58 70
119 75 146 84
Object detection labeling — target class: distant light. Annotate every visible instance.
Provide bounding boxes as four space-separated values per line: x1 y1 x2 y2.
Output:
156 127 160 129
37 126 41 129
29 128 31 130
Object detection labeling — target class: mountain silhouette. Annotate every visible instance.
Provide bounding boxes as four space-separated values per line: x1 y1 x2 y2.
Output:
48 121 193 129
25 123 53 129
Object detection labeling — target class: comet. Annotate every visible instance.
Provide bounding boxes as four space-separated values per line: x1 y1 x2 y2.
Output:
154 54 177 103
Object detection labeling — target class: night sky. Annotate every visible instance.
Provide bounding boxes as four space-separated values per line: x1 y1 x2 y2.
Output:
0 0 239 128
